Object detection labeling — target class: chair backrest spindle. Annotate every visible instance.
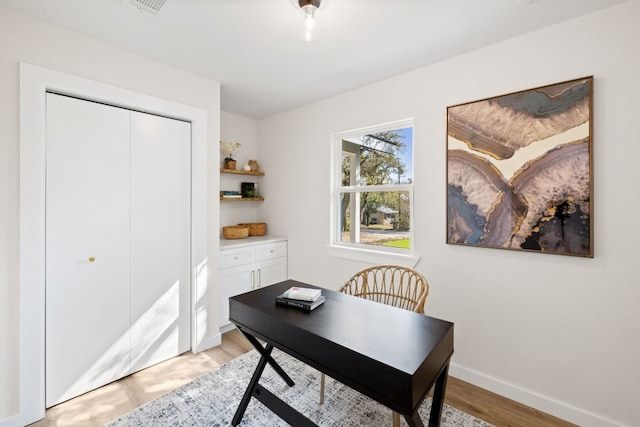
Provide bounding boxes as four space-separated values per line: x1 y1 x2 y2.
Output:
339 265 429 313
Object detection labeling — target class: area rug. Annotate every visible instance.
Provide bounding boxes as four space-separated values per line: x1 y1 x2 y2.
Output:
107 349 493 427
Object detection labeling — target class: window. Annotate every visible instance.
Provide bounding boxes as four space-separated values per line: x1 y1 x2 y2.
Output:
329 120 416 264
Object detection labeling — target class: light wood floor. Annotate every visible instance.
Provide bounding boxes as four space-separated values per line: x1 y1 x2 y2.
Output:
31 330 575 427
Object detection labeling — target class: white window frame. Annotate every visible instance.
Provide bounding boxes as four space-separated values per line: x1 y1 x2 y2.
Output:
327 119 419 267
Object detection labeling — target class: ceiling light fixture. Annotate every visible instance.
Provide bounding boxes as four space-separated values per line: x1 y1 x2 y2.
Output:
298 0 322 42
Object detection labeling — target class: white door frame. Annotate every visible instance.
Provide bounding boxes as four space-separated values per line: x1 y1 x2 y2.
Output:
19 63 209 425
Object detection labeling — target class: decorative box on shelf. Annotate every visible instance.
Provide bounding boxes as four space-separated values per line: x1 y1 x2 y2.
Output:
222 225 249 240
238 222 266 236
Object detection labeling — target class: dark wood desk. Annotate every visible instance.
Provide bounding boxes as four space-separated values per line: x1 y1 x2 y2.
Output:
229 279 454 427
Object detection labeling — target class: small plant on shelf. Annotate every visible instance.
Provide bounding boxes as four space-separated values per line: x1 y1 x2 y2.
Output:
220 140 241 169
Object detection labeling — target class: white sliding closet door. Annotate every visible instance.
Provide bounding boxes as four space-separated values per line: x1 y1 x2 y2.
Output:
45 94 191 407
129 111 191 372
45 93 132 407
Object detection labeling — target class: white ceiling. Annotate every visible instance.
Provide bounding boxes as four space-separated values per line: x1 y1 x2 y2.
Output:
0 0 626 118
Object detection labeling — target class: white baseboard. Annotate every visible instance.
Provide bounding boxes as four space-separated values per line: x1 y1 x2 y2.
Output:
219 323 237 334
449 363 622 427
193 332 222 353
0 414 19 427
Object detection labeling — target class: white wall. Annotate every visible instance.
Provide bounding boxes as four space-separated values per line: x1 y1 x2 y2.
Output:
219 112 261 231
0 6 221 423
257 2 640 426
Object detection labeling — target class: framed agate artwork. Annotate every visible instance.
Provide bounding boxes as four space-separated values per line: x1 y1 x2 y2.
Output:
446 77 593 257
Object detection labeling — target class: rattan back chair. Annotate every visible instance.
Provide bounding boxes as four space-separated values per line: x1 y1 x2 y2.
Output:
319 265 430 427
339 265 429 313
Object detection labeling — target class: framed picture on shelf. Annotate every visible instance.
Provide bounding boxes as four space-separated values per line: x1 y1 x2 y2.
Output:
241 182 256 198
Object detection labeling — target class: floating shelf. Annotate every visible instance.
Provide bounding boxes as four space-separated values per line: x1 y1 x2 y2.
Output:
220 168 265 176
220 196 265 202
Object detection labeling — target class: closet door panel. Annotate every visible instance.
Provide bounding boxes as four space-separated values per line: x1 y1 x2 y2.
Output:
45 93 131 407
129 111 191 372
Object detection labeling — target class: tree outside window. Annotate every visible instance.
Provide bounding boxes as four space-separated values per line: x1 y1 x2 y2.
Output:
334 121 413 251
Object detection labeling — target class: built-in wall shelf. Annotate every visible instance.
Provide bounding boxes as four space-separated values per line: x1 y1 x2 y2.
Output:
220 196 265 202
220 167 265 201
220 168 265 176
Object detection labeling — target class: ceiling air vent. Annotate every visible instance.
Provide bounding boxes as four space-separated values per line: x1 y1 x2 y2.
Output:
130 0 167 15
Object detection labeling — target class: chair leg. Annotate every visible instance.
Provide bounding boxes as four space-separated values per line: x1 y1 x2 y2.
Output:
392 411 401 427
319 372 325 404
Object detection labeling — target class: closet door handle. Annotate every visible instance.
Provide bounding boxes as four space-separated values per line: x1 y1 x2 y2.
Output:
257 269 262 288
251 270 255 289
88 257 96 263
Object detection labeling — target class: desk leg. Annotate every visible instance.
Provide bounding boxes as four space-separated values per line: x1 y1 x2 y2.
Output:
240 331 295 386
428 363 450 427
403 412 425 427
403 362 449 427
233 330 300 426
253 384 318 427
231 343 273 426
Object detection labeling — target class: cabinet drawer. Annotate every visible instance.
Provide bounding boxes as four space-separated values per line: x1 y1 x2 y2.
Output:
219 247 255 268
255 242 287 261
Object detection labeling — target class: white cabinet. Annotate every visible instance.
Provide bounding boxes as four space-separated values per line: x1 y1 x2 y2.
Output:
219 239 287 329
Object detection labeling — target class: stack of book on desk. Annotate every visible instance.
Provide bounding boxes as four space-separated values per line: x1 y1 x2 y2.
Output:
276 287 325 311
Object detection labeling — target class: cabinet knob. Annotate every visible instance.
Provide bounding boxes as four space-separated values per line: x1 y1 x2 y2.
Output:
88 257 96 262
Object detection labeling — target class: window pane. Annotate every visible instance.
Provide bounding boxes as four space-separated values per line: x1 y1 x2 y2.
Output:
339 191 411 250
341 127 413 187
